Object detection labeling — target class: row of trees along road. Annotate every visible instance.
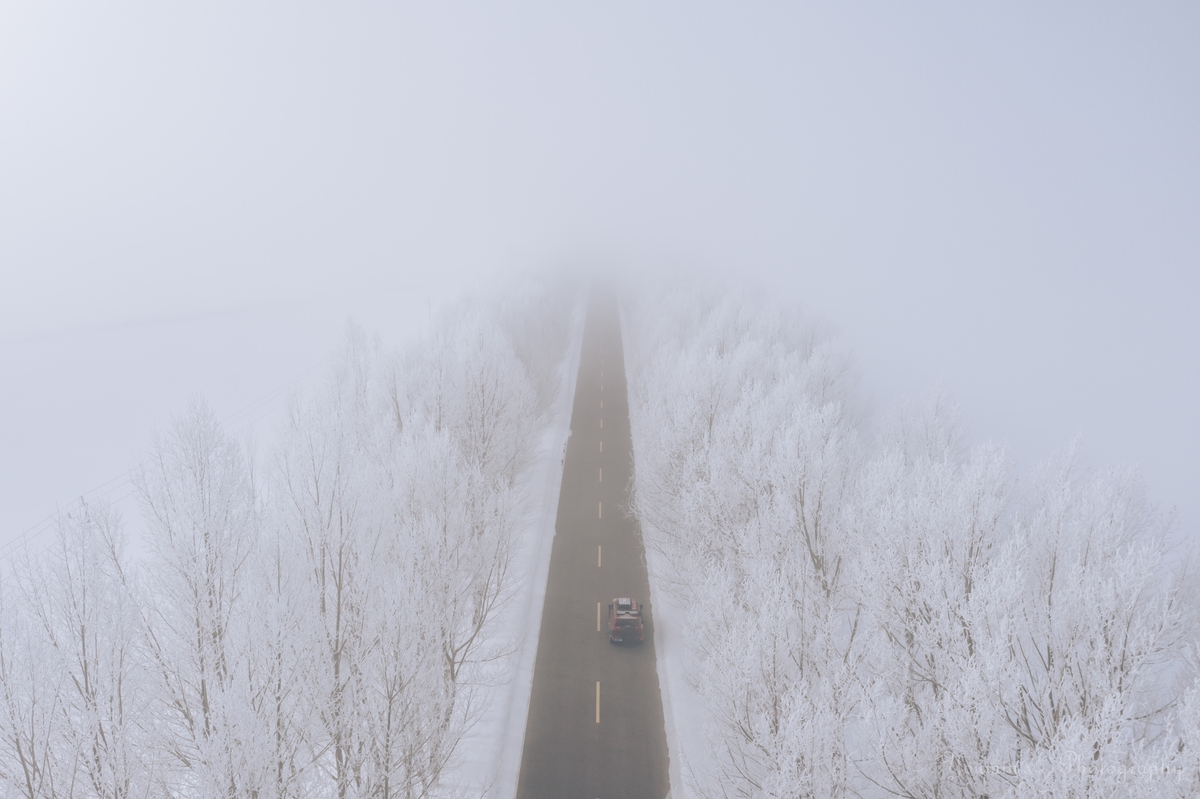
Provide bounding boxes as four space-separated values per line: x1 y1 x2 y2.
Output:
0 278 578 799
623 283 1200 799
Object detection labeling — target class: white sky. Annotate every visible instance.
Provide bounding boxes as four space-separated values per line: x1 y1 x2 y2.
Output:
2 2 1197 550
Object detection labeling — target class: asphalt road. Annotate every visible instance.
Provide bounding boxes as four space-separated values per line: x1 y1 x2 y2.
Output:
515 289 671 799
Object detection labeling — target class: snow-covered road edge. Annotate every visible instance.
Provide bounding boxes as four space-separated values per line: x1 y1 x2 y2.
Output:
642 546 687 799
445 296 586 798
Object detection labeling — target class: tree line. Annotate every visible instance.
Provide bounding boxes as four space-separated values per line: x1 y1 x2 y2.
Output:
623 282 1200 798
0 278 577 799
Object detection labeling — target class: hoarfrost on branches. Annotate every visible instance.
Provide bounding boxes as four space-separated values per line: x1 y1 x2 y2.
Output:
623 280 1199 799
0 276 579 799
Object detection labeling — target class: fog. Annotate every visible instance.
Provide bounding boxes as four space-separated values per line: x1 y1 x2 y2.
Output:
3 1 1197 550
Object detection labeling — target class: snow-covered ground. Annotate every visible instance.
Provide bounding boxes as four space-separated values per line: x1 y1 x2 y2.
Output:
442 298 585 798
643 551 702 799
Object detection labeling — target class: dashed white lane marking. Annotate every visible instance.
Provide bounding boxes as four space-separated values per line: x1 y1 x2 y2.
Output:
596 682 600 724
600 418 603 429
599 468 602 482
598 544 602 566
599 501 602 519
600 441 603 453
597 602 602 631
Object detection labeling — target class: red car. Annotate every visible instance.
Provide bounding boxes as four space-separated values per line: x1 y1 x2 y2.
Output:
608 597 644 644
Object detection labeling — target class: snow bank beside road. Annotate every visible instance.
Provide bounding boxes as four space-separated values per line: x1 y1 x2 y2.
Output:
641 543 701 799
442 295 585 798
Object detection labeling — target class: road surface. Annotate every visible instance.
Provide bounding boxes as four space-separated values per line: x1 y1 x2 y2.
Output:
515 289 670 799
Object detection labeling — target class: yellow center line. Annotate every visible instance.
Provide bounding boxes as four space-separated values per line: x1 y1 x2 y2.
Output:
596 682 600 724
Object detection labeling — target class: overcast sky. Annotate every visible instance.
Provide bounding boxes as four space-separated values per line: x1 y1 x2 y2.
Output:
2 2 1197 550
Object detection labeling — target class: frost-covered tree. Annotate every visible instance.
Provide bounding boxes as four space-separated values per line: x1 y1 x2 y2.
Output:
15 501 150 799
1158 672 1200 797
626 284 863 797
991 451 1193 797
241 513 321 799
851 400 1013 798
622 279 1198 799
0 276 579 798
277 334 386 798
135 399 263 796
271 280 571 797
0 572 62 799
